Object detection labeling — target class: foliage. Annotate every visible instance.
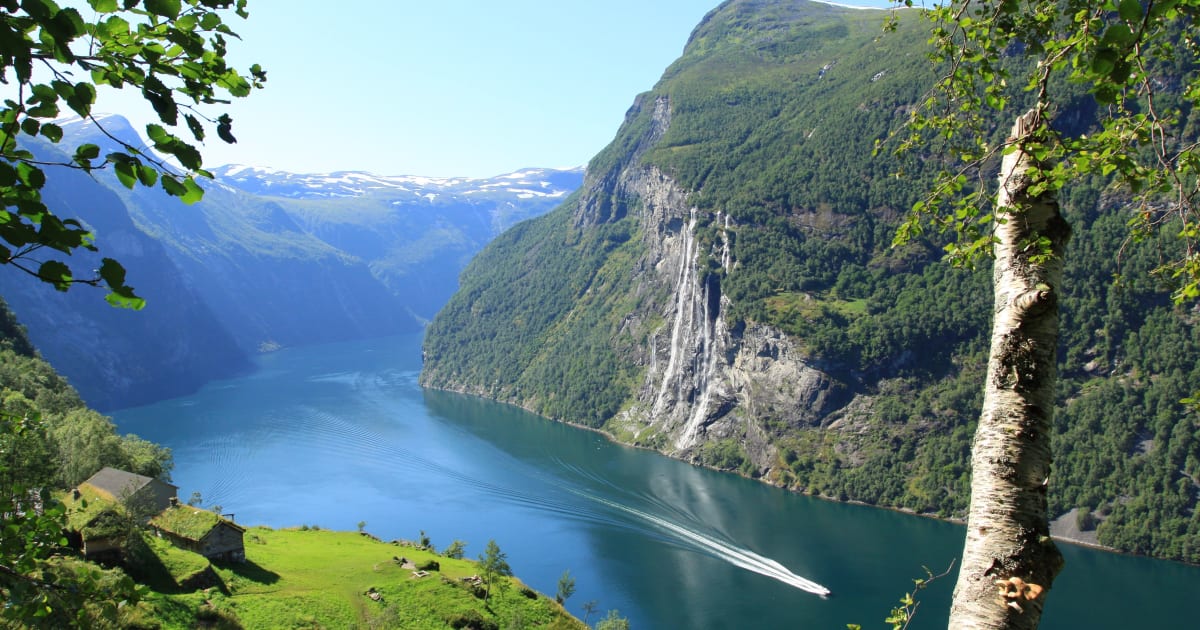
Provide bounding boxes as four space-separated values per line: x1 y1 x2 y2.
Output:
443 539 467 560
555 569 575 605
847 562 955 630
594 609 631 630
477 539 513 602
1 298 169 624
0 412 143 627
0 0 264 306
892 0 1200 306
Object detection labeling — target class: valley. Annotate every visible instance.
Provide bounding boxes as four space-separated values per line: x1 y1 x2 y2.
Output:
3 0 1200 627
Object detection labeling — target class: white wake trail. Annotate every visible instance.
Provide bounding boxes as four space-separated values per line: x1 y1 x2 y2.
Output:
579 490 831 598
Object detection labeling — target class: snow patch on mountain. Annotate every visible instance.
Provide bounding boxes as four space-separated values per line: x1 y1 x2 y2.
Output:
210 165 583 200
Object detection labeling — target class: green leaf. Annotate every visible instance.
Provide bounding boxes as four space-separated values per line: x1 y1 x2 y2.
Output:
1118 0 1142 21
88 0 119 11
74 144 100 163
179 177 204 204
1091 48 1118 76
65 82 96 117
39 123 62 143
216 115 236 143
145 123 169 144
97 257 127 288
184 114 205 141
136 165 158 187
113 160 137 189
1102 24 1134 47
100 259 145 310
144 0 182 19
16 163 45 189
161 174 185 197
37 260 72 291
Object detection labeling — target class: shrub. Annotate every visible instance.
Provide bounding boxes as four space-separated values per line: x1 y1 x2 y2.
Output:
447 610 498 630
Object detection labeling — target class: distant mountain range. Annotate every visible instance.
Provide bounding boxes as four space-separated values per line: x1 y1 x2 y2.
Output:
0 115 582 410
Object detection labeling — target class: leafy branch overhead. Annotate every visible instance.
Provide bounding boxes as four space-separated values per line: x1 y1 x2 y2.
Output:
889 0 1200 305
0 0 265 308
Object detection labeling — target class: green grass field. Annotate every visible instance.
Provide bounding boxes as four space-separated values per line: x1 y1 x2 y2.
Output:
142 527 586 629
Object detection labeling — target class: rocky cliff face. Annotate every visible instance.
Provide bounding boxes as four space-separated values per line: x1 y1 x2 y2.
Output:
574 95 852 472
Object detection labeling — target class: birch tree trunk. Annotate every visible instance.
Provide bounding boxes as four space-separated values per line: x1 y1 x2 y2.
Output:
948 110 1070 629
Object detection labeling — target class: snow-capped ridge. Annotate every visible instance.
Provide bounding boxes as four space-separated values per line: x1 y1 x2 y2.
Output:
209 164 584 200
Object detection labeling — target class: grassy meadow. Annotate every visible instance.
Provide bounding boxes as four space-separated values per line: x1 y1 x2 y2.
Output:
132 526 586 629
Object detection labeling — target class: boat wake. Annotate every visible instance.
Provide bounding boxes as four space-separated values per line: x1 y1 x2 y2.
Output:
574 488 831 598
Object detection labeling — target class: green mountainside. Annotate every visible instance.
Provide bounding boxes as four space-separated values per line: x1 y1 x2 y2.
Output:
0 297 172 488
423 0 1200 563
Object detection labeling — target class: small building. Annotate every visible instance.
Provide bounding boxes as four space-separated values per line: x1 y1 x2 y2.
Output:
62 487 130 562
74 507 127 562
80 467 178 516
150 505 246 563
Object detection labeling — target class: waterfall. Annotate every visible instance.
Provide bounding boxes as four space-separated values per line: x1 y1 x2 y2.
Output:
645 208 732 451
652 210 699 416
676 278 715 449
721 213 733 272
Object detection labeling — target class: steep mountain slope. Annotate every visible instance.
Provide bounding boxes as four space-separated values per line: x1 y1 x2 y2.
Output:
1 117 580 409
0 156 250 410
211 165 581 322
422 0 1200 563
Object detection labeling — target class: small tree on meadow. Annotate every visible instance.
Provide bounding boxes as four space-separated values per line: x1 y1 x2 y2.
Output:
556 569 575 605
581 600 599 625
594 610 630 630
443 539 467 559
477 539 512 602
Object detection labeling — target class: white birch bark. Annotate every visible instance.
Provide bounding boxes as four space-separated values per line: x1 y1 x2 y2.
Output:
948 110 1069 629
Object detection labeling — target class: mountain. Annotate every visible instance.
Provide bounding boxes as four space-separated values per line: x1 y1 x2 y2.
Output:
0 149 251 410
0 116 582 409
208 164 581 322
421 0 1200 563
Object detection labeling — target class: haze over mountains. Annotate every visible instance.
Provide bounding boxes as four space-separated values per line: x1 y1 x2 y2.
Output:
0 115 581 410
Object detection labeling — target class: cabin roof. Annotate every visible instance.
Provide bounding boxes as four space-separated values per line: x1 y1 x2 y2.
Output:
81 467 177 497
150 505 245 541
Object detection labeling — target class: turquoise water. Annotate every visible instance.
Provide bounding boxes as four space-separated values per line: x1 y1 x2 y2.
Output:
113 334 1199 628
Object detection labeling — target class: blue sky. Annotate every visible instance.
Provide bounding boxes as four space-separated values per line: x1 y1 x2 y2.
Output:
100 1 901 177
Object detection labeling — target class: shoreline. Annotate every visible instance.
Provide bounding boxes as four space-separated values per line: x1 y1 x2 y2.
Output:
420 381 1199 568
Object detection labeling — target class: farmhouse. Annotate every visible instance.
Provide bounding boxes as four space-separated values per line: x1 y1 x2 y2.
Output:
80 466 178 515
150 504 246 562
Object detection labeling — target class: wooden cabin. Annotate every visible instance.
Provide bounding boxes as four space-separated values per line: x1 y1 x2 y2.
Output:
80 467 178 516
150 505 246 562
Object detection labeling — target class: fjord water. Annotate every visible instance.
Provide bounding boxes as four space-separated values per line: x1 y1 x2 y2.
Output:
113 334 1197 628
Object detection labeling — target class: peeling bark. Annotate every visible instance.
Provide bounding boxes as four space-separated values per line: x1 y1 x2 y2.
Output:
948 110 1069 629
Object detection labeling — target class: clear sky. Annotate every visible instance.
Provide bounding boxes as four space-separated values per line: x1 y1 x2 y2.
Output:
97 1 900 178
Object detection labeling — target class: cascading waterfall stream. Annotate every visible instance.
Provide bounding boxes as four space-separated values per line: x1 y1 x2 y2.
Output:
652 210 699 417
649 208 736 450
677 279 718 449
